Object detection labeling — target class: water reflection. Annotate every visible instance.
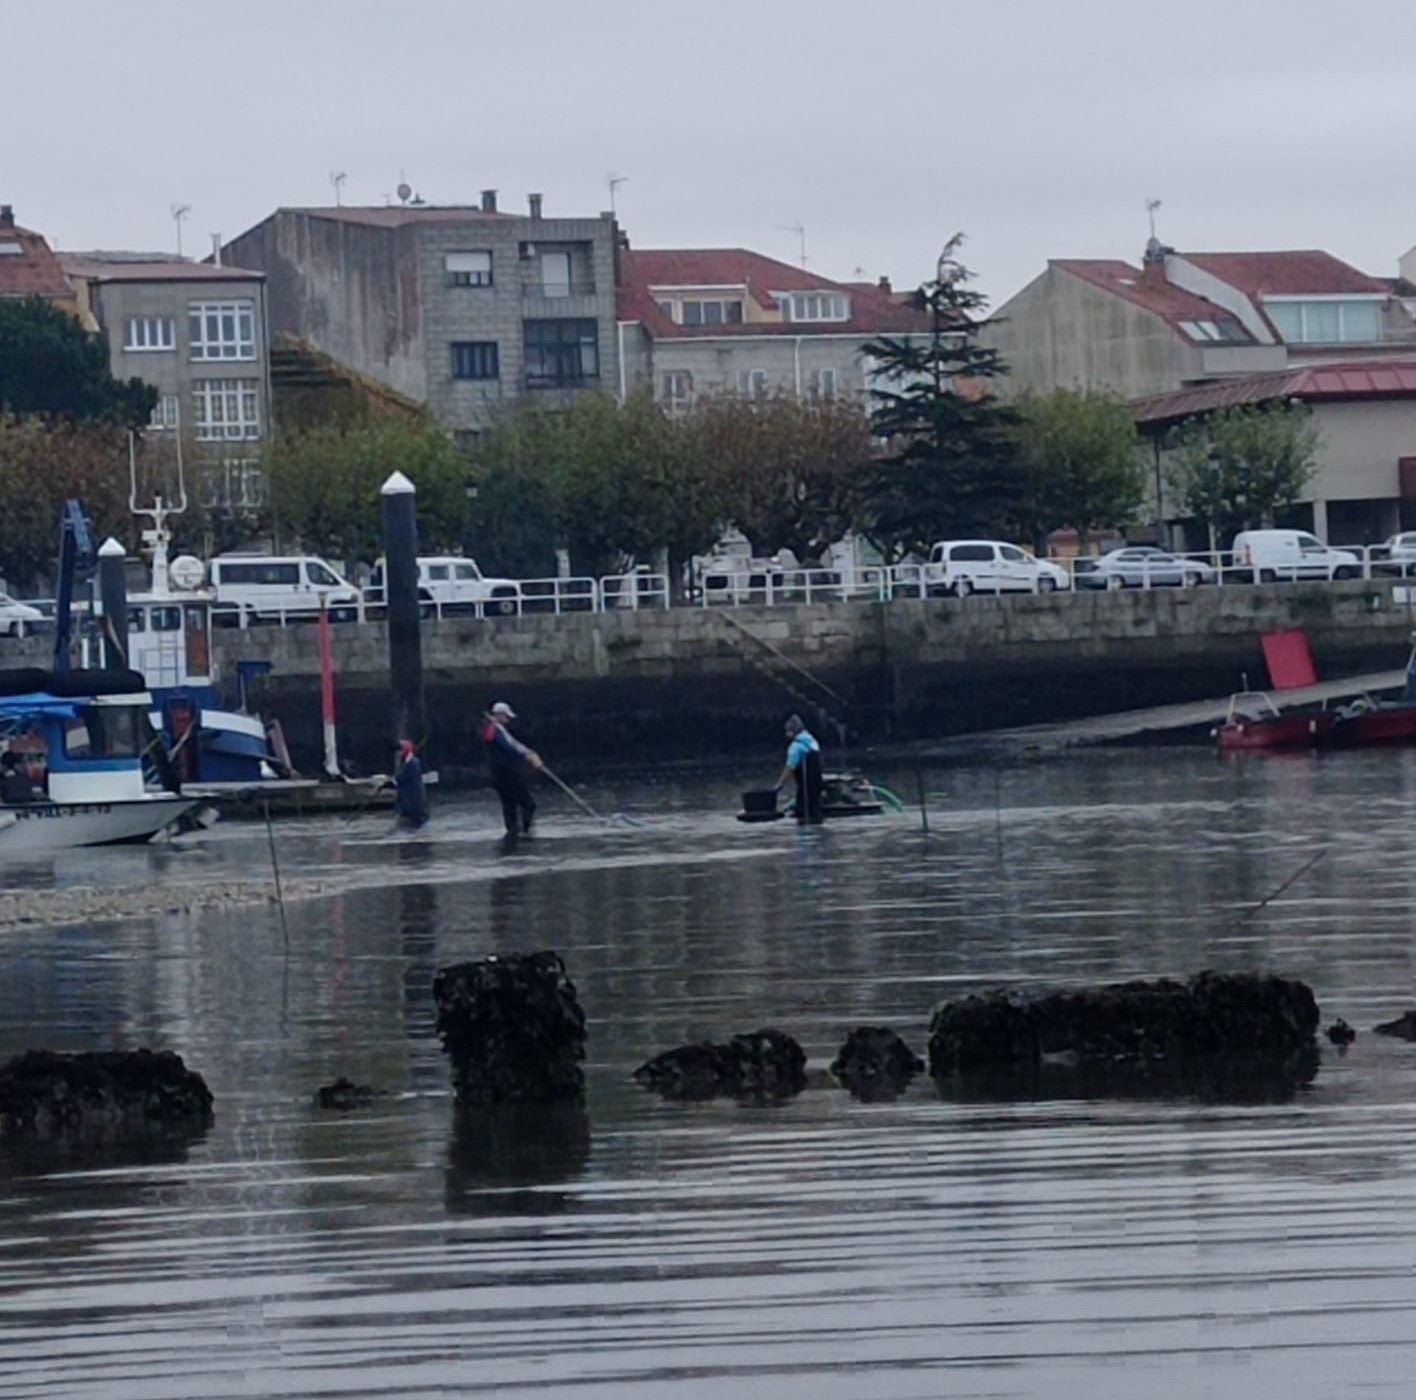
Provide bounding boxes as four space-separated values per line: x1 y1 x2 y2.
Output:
444 1103 591 1216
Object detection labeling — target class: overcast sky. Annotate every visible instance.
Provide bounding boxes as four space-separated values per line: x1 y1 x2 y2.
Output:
11 0 1416 305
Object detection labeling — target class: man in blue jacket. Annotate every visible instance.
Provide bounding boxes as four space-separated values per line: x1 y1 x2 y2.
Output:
775 713 824 824
480 701 543 835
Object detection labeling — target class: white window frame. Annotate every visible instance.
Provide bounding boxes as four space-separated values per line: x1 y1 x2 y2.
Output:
446 251 493 287
788 292 849 323
809 367 838 401
192 378 260 441
681 299 744 326
1262 295 1385 345
188 300 255 361
661 369 694 411
540 251 572 297
738 369 768 400
124 315 175 351
149 394 180 430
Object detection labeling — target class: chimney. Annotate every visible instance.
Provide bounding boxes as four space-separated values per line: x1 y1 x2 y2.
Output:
0 205 13 231
210 233 222 266
877 275 892 294
480 189 498 213
1140 235 1172 286
528 192 543 220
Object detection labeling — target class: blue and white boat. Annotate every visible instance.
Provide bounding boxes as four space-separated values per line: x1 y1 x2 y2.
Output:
0 671 200 852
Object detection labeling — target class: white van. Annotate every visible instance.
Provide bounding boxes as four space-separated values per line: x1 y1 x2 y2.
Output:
924 540 1070 595
1231 530 1362 582
208 555 362 622
365 556 523 616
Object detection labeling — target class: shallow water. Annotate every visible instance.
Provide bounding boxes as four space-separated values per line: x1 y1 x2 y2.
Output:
3 748 1416 1397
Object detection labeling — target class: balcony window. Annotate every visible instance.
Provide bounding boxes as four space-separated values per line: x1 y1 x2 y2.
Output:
192 378 260 440
446 251 492 287
524 318 599 388
124 315 174 351
1264 299 1383 344
661 369 693 411
738 368 768 400
188 300 255 360
540 251 572 297
451 341 499 380
808 367 838 401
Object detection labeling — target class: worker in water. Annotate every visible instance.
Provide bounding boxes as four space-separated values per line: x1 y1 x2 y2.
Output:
480 701 543 836
776 713 824 824
0 751 37 806
394 739 429 828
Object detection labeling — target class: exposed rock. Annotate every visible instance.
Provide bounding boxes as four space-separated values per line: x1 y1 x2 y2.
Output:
314 1077 380 1110
433 951 587 1105
635 1027 807 1102
929 971 1319 1077
0 1048 213 1137
829 1027 924 1101
1372 1010 1416 1041
1325 1019 1356 1046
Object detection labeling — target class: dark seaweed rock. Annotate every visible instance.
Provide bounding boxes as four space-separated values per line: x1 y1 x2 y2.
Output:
635 1027 807 1102
929 971 1319 1078
433 951 587 1105
314 1077 380 1110
829 1027 924 1101
0 1048 213 1137
1372 1010 1416 1040
1325 1019 1356 1046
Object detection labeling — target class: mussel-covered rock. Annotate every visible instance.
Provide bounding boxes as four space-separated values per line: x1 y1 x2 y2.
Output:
635 1027 806 1101
1372 1010 1416 1041
433 951 587 1105
1325 1019 1356 1046
314 1077 380 1110
0 1048 213 1137
829 1027 924 1100
929 971 1319 1077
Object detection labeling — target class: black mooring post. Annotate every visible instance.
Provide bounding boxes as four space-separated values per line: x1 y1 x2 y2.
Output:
380 470 425 751
97 537 129 672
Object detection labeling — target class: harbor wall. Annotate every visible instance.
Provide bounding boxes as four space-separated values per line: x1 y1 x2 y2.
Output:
199 579 1416 770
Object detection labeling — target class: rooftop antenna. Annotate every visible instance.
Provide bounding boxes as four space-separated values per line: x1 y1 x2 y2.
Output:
170 203 191 258
330 170 348 206
777 222 807 268
1146 196 1163 241
607 172 628 216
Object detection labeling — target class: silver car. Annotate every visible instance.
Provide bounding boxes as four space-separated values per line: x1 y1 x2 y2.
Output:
1074 547 1216 590
0 591 43 637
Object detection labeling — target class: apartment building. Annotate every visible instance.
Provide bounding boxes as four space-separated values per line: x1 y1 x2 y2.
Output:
61 254 272 510
616 246 929 409
220 193 620 433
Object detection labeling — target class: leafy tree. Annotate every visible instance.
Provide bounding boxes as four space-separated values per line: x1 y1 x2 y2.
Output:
0 414 136 589
1166 403 1320 549
1014 388 1145 552
265 419 471 563
860 235 1025 559
0 296 155 427
686 391 872 563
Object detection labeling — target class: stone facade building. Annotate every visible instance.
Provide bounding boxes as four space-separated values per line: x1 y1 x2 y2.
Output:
615 246 929 409
61 254 273 511
220 194 620 434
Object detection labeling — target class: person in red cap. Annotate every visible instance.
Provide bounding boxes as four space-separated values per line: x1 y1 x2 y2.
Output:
394 738 428 828
480 701 542 835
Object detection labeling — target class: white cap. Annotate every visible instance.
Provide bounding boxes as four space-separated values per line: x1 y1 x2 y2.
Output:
491 701 516 719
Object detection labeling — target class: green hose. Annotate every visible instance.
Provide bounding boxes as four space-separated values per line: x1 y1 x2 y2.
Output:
868 784 906 813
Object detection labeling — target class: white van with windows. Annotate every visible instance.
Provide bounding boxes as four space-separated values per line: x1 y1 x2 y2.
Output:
208 555 362 623
1231 530 1362 583
364 556 523 616
923 540 1070 595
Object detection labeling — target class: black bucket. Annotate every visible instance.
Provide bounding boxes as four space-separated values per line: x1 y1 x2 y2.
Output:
741 789 778 814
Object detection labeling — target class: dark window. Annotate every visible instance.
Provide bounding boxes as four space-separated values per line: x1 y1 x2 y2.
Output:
218 562 301 586
451 341 499 380
524 319 599 388
949 544 994 562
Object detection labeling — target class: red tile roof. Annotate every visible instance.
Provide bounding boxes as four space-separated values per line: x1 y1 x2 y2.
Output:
1131 358 1416 425
1182 251 1388 298
61 255 263 283
1052 259 1250 338
0 223 73 299
618 247 930 338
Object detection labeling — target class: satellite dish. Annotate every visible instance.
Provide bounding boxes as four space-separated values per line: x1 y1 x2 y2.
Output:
396 182 412 204
169 554 206 591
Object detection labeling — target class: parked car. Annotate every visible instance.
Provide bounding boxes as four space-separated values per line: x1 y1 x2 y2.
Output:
1231 529 1361 582
0 591 43 638
923 540 1069 595
1073 546 1216 590
365 556 523 616
697 554 790 603
207 554 363 623
1373 531 1416 575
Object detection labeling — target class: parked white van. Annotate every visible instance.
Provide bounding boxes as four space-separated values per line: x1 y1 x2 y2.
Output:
924 540 1070 595
1231 530 1362 582
208 555 362 622
365 556 523 615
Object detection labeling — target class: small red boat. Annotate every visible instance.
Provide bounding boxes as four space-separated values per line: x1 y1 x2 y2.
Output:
1214 693 1336 751
1324 699 1416 748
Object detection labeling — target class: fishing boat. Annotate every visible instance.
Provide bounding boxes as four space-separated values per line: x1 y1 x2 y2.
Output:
0 670 200 852
737 772 897 822
1213 692 1336 752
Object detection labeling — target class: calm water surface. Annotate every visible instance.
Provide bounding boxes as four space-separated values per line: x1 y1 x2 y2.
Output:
3 748 1416 1398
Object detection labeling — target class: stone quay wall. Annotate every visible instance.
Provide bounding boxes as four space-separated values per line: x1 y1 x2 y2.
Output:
201 579 1416 770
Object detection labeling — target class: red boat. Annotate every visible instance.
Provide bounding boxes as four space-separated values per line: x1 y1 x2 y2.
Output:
1324 699 1416 748
1214 693 1336 751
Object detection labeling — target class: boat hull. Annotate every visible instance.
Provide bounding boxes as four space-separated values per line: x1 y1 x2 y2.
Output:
0 796 200 853
1216 712 1336 751
1326 705 1416 748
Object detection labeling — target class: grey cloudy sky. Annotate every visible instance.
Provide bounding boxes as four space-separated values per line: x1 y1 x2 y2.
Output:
11 0 1416 304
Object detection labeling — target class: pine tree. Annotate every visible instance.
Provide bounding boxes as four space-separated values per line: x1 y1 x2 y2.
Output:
860 236 1025 559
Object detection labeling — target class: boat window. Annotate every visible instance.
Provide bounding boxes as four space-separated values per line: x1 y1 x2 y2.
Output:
949 544 994 562
127 608 146 633
150 607 182 631
64 706 142 760
307 562 342 588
